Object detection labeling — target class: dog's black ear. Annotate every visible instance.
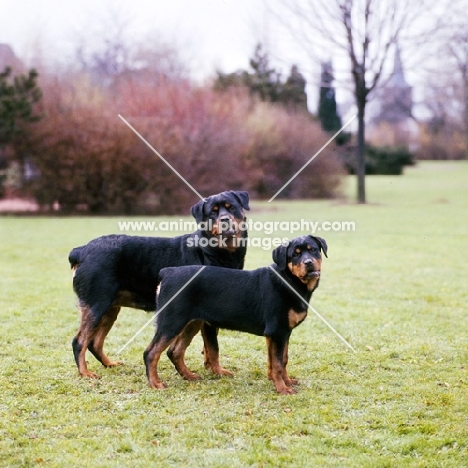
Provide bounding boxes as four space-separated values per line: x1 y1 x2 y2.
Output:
190 199 206 223
272 241 289 270
310 235 328 258
231 191 250 211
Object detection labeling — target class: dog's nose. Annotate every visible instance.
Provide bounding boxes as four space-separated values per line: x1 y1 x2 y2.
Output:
304 258 316 270
219 216 235 234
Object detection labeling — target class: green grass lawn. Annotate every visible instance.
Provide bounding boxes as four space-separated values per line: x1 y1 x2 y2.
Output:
1 161 467 467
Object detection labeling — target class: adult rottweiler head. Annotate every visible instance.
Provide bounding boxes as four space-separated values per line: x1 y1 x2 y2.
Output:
273 235 328 291
191 190 250 251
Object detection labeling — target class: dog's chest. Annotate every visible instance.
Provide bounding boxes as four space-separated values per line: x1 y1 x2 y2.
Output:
288 309 308 329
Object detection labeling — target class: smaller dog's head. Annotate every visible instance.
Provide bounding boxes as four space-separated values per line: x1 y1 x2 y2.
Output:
273 235 328 291
191 190 250 251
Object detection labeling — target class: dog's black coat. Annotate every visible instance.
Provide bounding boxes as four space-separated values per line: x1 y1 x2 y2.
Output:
144 235 328 394
69 190 249 378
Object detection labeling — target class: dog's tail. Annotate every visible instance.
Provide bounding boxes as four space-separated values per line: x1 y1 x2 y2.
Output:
155 274 166 314
157 267 173 285
68 246 84 268
156 268 175 309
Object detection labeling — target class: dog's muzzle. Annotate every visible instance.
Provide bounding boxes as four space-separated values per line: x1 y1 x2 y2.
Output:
218 218 239 237
303 259 320 279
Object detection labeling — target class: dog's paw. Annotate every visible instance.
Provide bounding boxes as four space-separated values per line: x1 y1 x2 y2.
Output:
182 371 202 381
149 380 168 389
206 363 234 377
274 382 297 395
103 360 123 368
285 377 298 387
80 370 101 379
214 367 234 377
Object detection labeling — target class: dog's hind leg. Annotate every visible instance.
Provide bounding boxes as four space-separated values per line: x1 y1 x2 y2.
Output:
201 322 234 377
87 306 122 368
167 320 203 381
72 305 102 378
144 334 177 389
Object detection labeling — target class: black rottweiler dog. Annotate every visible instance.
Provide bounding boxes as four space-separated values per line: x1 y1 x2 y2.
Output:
144 235 327 395
69 190 249 378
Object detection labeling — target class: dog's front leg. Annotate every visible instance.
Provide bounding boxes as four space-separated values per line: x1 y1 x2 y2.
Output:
282 339 298 387
265 335 296 395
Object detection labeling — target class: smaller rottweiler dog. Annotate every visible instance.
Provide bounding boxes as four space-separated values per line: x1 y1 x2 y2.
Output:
144 235 328 394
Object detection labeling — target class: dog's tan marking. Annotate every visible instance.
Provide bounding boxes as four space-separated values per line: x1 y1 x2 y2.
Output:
201 323 234 377
288 262 306 280
307 276 320 291
167 320 203 380
145 335 176 389
74 304 101 378
113 290 142 309
89 306 122 368
72 264 78 278
288 309 307 329
265 336 296 395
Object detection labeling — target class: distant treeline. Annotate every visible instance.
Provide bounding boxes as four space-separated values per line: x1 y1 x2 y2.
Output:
1 58 344 214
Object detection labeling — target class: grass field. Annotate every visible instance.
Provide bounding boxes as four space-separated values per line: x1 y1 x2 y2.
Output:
1 161 467 467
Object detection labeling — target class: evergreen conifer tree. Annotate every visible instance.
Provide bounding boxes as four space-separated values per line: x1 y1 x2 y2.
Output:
0 67 42 146
317 61 342 132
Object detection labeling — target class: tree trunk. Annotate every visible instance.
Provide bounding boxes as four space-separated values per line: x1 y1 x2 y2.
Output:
356 98 366 203
464 75 468 161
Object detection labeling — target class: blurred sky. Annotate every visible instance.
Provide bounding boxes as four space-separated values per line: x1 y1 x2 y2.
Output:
0 0 275 79
0 0 447 119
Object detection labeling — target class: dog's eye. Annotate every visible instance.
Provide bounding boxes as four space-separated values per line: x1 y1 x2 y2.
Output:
228 205 235 211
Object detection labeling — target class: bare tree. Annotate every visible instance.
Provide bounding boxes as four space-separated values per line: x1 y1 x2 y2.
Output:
75 6 134 82
415 2 468 161
447 28 468 160
274 0 447 202
74 7 188 88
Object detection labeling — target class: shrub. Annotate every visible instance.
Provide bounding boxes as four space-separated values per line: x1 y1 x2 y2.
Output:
243 104 344 199
21 78 160 214
117 81 252 213
342 144 414 175
416 122 466 160
365 145 414 175
17 73 345 214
